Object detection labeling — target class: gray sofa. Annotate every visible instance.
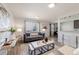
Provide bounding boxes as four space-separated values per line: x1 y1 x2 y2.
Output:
24 32 45 43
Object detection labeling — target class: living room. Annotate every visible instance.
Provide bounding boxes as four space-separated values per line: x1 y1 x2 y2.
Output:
1 3 79 55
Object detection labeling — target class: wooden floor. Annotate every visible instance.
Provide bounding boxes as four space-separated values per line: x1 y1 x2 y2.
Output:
6 38 63 55
7 40 28 55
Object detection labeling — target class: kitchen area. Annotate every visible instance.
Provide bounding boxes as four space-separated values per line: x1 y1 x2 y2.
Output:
58 13 79 48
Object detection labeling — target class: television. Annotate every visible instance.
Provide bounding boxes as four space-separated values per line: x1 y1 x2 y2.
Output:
74 20 79 28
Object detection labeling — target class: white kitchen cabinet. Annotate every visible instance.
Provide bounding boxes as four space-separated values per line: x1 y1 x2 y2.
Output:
58 13 79 49
58 32 63 43
64 34 76 48
77 36 79 48
58 32 77 48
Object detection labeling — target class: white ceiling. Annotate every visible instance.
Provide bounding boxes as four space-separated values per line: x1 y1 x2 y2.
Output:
4 3 79 22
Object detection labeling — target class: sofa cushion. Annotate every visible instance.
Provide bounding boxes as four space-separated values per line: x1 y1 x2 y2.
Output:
30 33 38 36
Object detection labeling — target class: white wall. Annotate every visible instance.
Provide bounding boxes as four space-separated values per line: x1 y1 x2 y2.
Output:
13 18 24 37
40 22 50 37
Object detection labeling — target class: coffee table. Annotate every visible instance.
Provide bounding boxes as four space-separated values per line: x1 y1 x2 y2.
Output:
28 40 54 55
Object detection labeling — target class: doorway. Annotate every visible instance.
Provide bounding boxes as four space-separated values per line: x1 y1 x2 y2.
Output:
50 23 58 38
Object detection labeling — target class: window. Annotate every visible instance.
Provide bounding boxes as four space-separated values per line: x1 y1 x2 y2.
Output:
0 17 11 30
0 7 11 31
25 21 39 32
0 6 11 43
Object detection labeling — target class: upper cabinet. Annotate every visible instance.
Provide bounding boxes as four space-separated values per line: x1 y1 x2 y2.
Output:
60 21 74 31
58 13 79 32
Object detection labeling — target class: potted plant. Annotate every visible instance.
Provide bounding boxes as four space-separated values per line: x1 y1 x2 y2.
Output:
9 27 16 34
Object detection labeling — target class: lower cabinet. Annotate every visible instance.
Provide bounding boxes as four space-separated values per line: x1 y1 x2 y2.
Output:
77 37 79 48
58 32 64 43
58 32 77 48
64 34 76 48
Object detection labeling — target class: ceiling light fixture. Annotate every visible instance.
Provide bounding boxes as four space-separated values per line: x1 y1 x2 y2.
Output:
34 16 39 19
48 3 55 8
28 16 39 19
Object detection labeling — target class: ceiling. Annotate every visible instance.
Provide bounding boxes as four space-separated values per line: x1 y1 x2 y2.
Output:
4 3 79 22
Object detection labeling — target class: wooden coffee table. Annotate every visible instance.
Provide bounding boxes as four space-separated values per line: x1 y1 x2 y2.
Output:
28 40 54 55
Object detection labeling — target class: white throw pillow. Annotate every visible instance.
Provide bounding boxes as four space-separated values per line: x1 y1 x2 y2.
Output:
30 33 38 36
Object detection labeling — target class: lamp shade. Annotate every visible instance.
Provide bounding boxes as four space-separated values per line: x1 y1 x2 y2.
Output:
17 28 22 32
42 28 46 31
